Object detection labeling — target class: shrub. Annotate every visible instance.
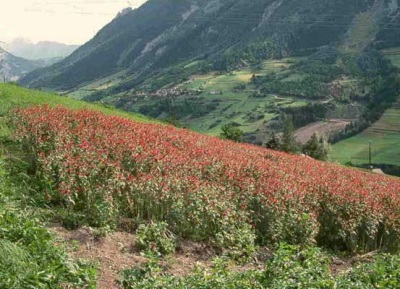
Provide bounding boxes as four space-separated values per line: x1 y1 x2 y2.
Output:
136 222 176 255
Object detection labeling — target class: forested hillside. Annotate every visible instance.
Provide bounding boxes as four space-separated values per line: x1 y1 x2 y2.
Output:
21 0 400 92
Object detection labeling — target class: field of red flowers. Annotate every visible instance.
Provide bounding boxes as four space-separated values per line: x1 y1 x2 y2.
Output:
10 105 400 252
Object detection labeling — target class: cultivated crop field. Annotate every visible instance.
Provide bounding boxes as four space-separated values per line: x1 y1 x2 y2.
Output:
11 105 400 254
120 57 310 140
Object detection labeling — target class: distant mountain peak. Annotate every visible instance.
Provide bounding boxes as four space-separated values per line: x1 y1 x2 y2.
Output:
4 39 79 60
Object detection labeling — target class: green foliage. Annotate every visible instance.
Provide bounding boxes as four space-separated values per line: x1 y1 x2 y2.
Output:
303 133 330 161
119 254 265 289
169 187 256 258
0 155 97 288
219 124 244 142
337 254 400 288
119 244 400 289
281 115 299 153
251 198 319 247
263 243 334 288
136 222 176 255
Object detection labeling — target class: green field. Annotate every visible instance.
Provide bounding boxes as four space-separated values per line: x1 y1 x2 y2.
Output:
174 58 309 138
331 101 400 166
384 48 400 68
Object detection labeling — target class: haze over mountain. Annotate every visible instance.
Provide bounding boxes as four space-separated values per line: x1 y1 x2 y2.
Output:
4 38 79 60
0 46 60 81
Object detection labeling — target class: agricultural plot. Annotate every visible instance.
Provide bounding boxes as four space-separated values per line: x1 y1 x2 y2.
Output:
11 105 400 255
174 58 310 136
332 100 400 166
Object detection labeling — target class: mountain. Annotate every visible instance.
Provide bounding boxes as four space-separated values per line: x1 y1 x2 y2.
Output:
4 38 79 60
20 0 400 91
0 47 60 81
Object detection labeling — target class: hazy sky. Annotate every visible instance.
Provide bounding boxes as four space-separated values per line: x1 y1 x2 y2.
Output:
0 0 147 45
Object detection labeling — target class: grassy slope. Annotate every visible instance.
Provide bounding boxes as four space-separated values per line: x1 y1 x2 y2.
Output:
0 83 152 123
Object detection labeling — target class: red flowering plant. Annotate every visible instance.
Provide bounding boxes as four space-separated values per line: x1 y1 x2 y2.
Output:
9 105 400 253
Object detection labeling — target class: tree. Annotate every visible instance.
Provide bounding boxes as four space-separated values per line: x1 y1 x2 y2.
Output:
220 124 243 142
281 115 299 153
265 133 281 150
302 133 330 161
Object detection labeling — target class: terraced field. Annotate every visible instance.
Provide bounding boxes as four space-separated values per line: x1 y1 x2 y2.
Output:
331 100 400 166
176 58 310 137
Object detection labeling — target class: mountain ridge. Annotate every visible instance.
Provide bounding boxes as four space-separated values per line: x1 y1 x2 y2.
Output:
21 0 396 91
4 38 79 60
0 47 61 81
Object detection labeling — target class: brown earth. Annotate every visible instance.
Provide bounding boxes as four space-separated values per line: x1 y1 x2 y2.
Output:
50 224 363 288
295 119 351 144
50 225 218 288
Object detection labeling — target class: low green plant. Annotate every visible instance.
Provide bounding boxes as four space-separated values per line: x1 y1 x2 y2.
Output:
337 254 400 288
263 243 335 288
119 243 400 289
0 154 97 288
136 221 176 255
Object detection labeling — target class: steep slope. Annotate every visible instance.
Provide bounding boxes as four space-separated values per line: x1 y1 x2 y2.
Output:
4 38 79 60
20 0 393 91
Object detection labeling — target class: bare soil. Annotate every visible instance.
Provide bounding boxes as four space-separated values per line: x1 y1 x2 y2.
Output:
295 119 351 144
50 225 216 288
50 224 363 288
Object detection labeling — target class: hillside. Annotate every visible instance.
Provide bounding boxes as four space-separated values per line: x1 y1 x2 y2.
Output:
20 0 398 91
2 84 400 287
0 83 151 123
